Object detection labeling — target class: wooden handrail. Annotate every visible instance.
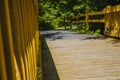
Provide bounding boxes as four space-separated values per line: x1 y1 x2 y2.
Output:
71 10 105 29
70 4 120 38
88 11 104 16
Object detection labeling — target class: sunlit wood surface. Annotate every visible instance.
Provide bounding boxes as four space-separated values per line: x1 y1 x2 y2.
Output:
0 0 39 80
43 36 120 80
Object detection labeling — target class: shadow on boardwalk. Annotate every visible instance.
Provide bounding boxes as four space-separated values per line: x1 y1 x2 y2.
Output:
42 40 60 80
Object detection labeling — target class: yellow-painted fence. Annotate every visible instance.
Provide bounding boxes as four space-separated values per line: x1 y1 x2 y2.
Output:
0 0 39 80
104 5 120 37
72 5 120 38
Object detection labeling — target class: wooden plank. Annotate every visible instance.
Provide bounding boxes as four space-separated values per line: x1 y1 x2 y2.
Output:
104 5 120 14
72 19 105 23
0 0 17 79
0 17 7 80
88 11 104 16
73 11 104 18
88 19 105 23
86 11 89 29
44 31 120 80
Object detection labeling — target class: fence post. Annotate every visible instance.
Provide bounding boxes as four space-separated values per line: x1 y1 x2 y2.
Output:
0 26 7 80
76 16 79 28
70 20 72 30
64 16 66 30
86 11 89 30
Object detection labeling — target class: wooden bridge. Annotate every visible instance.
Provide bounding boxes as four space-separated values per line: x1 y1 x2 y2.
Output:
1 0 120 80
42 30 120 80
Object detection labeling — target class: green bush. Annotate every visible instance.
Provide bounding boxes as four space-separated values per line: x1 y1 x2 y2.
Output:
72 23 101 37
92 29 100 37
39 21 54 30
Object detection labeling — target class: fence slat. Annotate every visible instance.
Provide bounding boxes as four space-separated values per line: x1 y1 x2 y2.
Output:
0 18 7 80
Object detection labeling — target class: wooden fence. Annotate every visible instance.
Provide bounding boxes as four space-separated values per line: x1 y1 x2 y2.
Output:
0 0 40 80
72 5 120 38
104 5 120 37
71 11 105 29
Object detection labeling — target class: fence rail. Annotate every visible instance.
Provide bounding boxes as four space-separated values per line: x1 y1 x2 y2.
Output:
72 19 105 23
71 11 105 29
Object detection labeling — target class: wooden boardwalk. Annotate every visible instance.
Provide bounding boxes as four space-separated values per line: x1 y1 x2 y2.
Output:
42 31 120 80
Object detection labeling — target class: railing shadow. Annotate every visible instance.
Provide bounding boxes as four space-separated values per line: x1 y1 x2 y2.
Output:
41 31 63 41
41 39 60 80
37 38 42 80
82 35 120 46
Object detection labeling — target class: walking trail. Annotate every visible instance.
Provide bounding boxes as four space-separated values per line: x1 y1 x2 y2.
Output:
42 30 120 80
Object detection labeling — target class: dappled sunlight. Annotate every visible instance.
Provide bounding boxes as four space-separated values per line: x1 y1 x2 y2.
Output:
104 5 120 38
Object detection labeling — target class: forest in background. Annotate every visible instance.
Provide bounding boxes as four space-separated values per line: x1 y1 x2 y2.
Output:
39 0 120 30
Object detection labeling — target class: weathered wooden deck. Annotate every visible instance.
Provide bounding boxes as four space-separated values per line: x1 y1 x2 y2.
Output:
42 31 120 80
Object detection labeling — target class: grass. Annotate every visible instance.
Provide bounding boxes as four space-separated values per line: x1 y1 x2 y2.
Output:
72 28 101 37
55 26 71 30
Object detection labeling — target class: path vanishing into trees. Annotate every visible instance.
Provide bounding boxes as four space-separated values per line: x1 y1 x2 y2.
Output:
41 30 120 80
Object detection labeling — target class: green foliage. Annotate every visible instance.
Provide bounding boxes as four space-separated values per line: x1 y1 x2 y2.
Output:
39 0 61 30
72 23 101 37
39 34 45 41
39 0 120 30
93 29 100 37
39 20 54 30
72 23 88 34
